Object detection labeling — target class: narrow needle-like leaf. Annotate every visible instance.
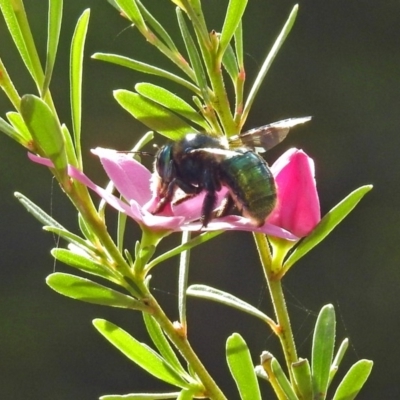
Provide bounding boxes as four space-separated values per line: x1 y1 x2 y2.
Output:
70 9 90 169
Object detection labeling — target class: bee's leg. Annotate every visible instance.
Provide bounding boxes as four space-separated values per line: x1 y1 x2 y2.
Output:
154 179 201 214
200 168 221 227
172 193 196 206
216 194 235 218
152 180 176 214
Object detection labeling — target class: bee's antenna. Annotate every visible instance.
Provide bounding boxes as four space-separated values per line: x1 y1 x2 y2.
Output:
117 150 155 157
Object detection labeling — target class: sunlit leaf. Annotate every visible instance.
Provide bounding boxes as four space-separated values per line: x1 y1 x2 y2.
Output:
143 313 188 378
242 5 298 126
234 21 244 70
0 0 43 86
312 304 336 399
44 226 96 253
137 0 178 52
70 9 90 168
269 357 298 400
146 231 222 271
0 117 28 147
226 333 262 400
51 248 121 283
284 185 373 271
115 0 146 31
93 319 191 388
0 58 21 110
93 53 199 94
15 192 64 228
47 273 147 310
222 43 238 83
329 338 349 387
218 0 248 60
135 83 208 130
6 111 32 143
187 284 275 326
292 358 313 399
176 8 209 102
43 0 63 94
114 89 196 140
332 360 373 400
20 94 67 173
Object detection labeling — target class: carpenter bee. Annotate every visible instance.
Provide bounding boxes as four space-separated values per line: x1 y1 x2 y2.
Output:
152 117 311 227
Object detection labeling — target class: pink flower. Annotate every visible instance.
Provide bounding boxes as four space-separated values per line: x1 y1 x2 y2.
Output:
29 147 320 239
268 148 320 237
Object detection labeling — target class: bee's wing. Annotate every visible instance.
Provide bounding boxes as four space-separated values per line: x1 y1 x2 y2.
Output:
231 116 312 153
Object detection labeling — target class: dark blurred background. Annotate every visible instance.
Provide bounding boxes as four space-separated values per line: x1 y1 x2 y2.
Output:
1 0 399 398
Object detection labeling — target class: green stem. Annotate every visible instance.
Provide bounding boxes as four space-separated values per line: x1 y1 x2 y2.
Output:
178 230 191 329
253 233 298 386
65 182 134 282
139 282 227 400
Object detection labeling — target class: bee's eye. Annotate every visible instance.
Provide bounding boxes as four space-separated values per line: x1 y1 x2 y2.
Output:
155 145 172 177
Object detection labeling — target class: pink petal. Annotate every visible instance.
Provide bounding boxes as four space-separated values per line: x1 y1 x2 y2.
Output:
28 152 54 167
269 149 320 237
171 187 229 221
183 215 298 240
92 148 153 207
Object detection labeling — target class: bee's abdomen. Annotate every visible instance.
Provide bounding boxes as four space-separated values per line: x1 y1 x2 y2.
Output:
220 151 277 226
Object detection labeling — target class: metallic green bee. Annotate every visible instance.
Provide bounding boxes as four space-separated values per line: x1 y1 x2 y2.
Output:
153 117 311 227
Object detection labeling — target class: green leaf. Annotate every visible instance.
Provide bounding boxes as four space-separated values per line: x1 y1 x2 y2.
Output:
226 333 262 400
242 5 298 126
6 111 32 143
100 393 180 400
0 58 21 111
177 389 197 400
15 192 64 228
332 360 373 400
70 9 90 168
0 0 43 87
93 53 199 94
292 358 313 399
46 273 147 310
143 313 188 378
135 83 207 130
115 0 146 31
176 8 209 103
222 43 238 83
146 231 222 271
234 21 244 70
106 0 120 12
187 284 274 326
61 123 79 167
218 0 248 60
312 304 336 399
78 212 97 243
93 319 191 389
20 94 67 173
114 89 196 140
51 248 122 283
0 117 28 147
329 338 349 386
269 357 299 400
284 185 373 271
43 0 63 94
44 226 97 253
137 0 178 52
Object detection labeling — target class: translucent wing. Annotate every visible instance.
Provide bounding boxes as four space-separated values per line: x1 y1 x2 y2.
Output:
230 116 311 153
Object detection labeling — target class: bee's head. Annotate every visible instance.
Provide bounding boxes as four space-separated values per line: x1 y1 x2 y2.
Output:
154 143 173 179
